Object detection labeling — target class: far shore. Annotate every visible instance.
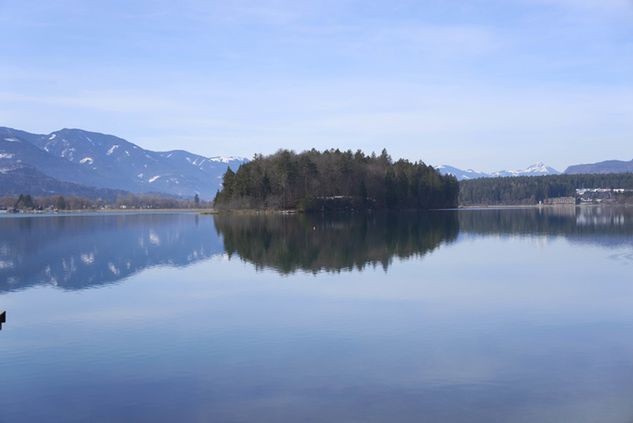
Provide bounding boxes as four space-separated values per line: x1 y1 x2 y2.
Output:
1 203 629 217
0 208 214 216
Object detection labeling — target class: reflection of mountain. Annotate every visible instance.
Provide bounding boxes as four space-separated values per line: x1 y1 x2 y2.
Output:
0 214 223 293
213 212 460 274
458 206 633 248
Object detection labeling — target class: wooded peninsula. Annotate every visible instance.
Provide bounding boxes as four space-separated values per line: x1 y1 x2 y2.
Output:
213 149 459 211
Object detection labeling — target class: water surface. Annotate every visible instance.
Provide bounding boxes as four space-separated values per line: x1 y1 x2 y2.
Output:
2 207 633 422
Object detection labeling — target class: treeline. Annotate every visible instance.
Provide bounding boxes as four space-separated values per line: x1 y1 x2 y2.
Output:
214 149 459 211
459 173 633 206
0 193 209 211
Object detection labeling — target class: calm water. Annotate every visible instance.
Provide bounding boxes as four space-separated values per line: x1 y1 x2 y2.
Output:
2 208 633 422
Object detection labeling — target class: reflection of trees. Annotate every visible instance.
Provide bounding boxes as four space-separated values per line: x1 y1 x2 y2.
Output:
458 206 633 247
214 212 460 274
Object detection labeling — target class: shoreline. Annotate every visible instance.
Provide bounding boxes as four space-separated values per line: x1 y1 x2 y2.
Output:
2 203 628 217
0 208 214 217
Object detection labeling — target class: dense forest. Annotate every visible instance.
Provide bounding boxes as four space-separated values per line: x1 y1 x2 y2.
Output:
214 149 459 211
459 173 633 206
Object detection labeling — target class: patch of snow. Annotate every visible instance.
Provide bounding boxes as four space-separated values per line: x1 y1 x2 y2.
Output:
49 134 57 140
125 150 130 157
80 253 95 265
148 175 161 183
61 148 75 158
209 156 246 164
108 262 119 276
3 137 19 142
79 157 94 165
0 153 15 159
137 173 144 179
106 145 119 155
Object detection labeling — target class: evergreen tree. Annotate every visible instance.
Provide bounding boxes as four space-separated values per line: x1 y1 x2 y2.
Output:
55 195 66 210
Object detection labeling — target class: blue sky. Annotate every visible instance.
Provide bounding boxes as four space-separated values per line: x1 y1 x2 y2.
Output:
1 0 632 171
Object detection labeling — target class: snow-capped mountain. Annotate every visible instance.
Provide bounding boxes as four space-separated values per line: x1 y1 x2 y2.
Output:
0 127 246 199
435 165 490 180
437 162 560 181
490 163 561 177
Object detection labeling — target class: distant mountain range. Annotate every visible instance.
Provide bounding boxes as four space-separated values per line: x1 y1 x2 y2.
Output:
437 162 561 180
0 127 246 199
565 159 633 175
2 125 632 197
439 158 633 181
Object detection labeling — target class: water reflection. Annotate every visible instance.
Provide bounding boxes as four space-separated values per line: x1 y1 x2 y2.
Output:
3 207 633 422
0 213 223 293
1 207 633 293
214 212 460 274
459 206 633 248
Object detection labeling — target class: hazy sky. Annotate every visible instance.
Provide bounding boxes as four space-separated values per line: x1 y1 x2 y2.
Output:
1 0 632 171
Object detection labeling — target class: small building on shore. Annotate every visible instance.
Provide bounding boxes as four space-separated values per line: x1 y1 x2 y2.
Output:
576 188 633 204
543 197 577 205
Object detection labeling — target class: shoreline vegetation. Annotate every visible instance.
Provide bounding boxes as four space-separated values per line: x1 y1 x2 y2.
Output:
460 173 633 206
0 193 210 214
213 149 459 211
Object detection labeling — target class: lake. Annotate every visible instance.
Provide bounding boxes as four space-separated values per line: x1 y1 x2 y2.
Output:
2 207 633 422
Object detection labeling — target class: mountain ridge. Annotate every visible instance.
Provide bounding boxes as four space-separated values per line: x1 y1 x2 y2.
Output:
565 159 633 175
0 126 247 199
437 162 560 180
0 165 130 200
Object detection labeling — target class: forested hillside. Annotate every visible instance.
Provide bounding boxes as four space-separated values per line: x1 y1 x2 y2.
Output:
459 173 633 205
214 149 459 211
